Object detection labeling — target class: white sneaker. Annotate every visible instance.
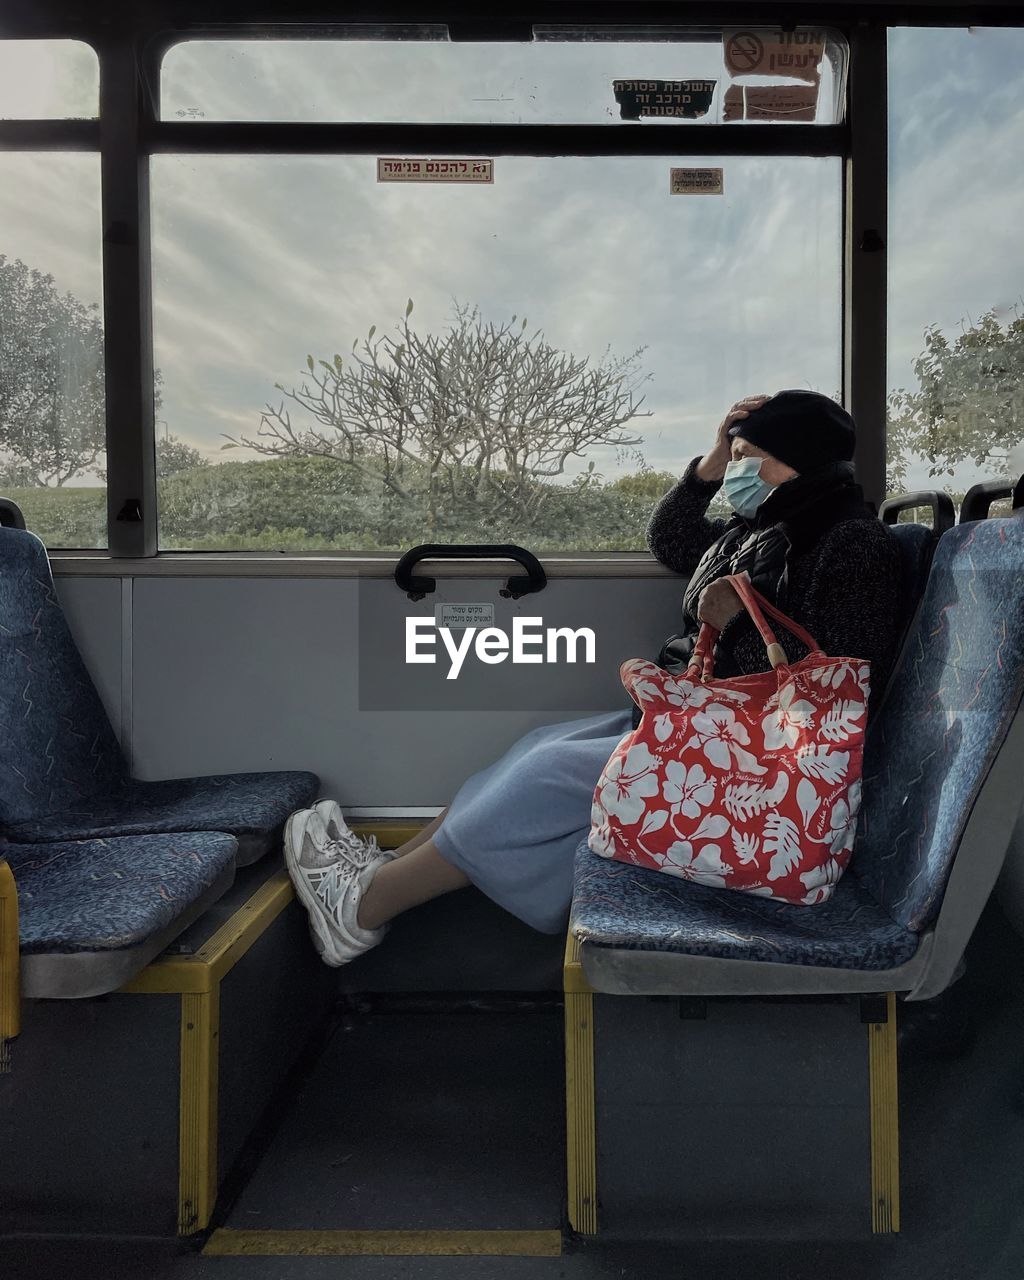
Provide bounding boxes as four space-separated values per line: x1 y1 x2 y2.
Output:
312 800 396 868
284 809 389 967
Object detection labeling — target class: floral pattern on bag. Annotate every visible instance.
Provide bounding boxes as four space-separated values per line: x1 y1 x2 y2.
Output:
589 637 870 906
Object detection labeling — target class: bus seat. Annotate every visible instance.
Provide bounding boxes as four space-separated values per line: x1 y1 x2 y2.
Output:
570 515 1024 1000
958 477 1021 523
878 492 954 697
0 525 318 864
565 517 1024 1236
0 498 26 529
4 831 237 999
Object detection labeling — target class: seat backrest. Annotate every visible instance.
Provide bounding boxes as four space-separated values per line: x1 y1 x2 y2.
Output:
0 500 26 530
853 518 1024 936
959 477 1019 524
874 492 952 714
0 527 126 827
887 521 936 652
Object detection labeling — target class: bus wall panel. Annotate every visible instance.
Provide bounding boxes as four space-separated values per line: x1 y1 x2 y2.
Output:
0 993 181 1235
0 906 338 1238
129 576 682 804
217 898 339 1179
593 995 871 1239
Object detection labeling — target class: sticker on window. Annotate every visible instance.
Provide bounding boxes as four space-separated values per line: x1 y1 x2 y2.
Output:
723 84 819 122
670 167 724 195
723 30 826 85
377 158 493 183
612 80 716 120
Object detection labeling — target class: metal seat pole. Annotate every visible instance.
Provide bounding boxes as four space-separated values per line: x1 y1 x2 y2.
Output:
867 991 900 1233
0 859 20 1072
178 984 221 1235
564 932 597 1234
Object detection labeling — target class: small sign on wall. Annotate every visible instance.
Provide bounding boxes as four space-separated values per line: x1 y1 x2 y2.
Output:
435 603 495 631
670 167 724 195
377 157 494 183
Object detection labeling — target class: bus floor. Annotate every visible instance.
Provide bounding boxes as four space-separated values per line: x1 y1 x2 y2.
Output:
4 903 1024 1280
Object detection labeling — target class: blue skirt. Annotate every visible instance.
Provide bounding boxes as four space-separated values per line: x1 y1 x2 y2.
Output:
433 711 634 934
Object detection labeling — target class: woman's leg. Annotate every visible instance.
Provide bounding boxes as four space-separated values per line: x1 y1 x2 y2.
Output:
358 839 468 930
387 808 449 859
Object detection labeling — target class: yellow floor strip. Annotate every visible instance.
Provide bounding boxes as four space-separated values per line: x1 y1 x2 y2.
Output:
203 1229 562 1257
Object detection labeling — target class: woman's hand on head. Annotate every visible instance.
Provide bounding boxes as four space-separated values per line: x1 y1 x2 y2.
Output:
695 394 772 482
697 578 744 631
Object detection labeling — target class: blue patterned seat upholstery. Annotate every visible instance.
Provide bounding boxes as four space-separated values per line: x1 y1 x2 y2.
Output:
4 771 319 861
887 522 936 646
7 833 237 955
571 839 918 969
0 527 318 863
572 519 1024 976
854 518 1024 930
5 831 238 998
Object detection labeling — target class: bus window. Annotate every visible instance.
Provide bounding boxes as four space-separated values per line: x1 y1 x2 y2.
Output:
887 27 1024 503
161 27 848 126
0 154 105 548
151 151 839 552
0 38 97 119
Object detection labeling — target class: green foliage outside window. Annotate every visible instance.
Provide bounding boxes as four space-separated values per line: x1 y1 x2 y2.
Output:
2 253 1020 549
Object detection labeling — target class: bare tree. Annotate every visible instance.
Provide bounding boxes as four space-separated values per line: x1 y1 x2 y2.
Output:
225 301 651 533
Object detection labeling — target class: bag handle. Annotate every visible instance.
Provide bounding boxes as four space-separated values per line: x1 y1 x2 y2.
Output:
687 574 822 679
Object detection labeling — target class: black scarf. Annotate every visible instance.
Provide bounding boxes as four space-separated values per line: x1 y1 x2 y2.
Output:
659 462 874 676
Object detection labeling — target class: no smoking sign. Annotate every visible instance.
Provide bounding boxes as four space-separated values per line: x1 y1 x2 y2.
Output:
726 32 765 74
723 28 826 85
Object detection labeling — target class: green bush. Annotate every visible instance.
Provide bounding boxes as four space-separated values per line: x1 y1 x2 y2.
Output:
0 486 106 548
3 456 703 553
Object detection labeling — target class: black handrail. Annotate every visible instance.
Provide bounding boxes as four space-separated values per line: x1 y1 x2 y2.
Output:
394 544 547 601
959 479 1018 524
0 499 26 530
878 490 955 533
962 478 1024 522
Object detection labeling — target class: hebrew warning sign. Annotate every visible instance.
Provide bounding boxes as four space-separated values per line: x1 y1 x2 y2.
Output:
670 167 724 195
723 30 826 85
723 84 819 122
377 158 494 183
612 79 716 120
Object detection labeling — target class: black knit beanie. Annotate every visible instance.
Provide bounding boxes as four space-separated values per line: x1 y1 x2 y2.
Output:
727 389 856 474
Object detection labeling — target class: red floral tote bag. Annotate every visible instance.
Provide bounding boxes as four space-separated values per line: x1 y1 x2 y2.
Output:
589 575 869 905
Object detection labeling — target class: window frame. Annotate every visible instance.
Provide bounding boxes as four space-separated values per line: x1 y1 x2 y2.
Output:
3 3 998 568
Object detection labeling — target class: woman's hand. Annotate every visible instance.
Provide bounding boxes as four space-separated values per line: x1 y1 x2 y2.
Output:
695 394 772 482
697 578 744 630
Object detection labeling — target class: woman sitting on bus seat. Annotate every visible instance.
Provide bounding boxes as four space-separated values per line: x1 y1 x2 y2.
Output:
284 390 903 967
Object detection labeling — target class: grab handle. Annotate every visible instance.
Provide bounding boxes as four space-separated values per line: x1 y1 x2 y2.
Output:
879 490 955 532
394 544 547 601
959 480 1016 524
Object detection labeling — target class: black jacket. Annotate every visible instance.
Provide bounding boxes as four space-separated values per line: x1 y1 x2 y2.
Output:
643 457 902 719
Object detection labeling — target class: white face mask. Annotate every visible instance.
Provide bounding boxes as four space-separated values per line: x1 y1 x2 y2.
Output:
723 456 777 519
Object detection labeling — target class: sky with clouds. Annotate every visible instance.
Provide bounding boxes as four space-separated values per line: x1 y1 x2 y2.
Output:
1 25 1022 504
